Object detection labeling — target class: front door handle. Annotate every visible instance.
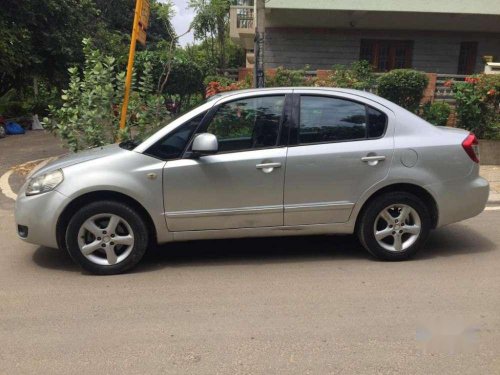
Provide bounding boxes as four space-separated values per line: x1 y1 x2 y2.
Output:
361 155 386 162
361 155 386 166
256 162 282 173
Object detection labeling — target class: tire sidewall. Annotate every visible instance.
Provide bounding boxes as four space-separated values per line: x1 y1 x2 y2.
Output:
359 192 431 261
65 201 148 275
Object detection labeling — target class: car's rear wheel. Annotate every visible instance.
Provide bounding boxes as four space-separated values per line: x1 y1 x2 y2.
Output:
357 192 431 260
65 201 148 275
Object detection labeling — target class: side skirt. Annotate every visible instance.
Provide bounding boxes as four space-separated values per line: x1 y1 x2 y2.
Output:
167 222 355 242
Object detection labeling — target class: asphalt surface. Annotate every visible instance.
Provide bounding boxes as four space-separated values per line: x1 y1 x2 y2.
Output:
1 131 499 374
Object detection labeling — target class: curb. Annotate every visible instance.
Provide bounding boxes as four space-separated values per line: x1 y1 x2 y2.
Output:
487 193 500 205
0 158 53 201
0 170 16 200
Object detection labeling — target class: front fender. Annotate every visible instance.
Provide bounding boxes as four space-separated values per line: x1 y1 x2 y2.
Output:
55 151 171 243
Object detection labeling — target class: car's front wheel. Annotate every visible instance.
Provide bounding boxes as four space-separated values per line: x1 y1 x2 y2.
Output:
357 192 431 260
65 201 148 275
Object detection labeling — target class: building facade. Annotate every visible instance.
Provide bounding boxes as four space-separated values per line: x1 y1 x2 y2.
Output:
230 0 500 74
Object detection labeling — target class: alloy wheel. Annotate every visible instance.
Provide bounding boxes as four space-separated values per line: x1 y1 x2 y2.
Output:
77 213 135 266
373 204 421 252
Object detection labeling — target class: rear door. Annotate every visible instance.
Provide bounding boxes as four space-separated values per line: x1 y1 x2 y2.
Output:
284 92 394 226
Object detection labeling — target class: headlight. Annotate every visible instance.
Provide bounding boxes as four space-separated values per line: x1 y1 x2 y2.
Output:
26 169 64 196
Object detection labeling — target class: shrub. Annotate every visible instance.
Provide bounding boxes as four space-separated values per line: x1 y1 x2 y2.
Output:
44 39 170 151
203 75 234 88
205 79 251 98
316 60 376 90
204 73 253 98
450 75 500 139
266 66 314 87
377 69 429 112
163 58 205 111
27 81 60 117
420 101 451 126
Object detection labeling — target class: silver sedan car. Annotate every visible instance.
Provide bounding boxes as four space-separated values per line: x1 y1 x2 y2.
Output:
15 88 489 274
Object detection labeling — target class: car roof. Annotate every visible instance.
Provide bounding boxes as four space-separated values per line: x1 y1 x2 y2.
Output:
209 87 401 112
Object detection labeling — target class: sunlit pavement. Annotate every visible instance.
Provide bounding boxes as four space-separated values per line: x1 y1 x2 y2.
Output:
0 132 499 374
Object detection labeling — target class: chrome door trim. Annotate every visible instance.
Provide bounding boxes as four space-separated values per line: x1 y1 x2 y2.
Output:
166 205 283 219
284 201 355 213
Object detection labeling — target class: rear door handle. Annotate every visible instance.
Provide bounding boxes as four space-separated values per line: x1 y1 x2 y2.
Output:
361 155 386 162
256 162 282 173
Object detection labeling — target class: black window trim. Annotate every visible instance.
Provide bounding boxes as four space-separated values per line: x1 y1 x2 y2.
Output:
183 93 292 157
144 110 210 161
288 94 388 147
143 93 388 161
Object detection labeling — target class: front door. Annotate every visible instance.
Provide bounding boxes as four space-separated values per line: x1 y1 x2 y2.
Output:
163 94 289 231
284 94 394 226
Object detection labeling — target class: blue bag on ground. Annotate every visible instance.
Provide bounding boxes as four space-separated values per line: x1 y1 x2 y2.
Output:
5 122 25 135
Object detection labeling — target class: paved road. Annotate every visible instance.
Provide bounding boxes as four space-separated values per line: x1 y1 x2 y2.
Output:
1 132 499 374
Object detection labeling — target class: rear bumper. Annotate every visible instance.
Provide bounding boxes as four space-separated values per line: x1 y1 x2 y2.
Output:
426 176 489 228
14 188 68 249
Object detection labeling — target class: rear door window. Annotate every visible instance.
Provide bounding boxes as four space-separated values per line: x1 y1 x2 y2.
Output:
298 96 387 144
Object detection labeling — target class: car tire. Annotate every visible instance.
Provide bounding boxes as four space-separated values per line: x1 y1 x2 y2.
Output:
357 192 431 261
0 124 6 138
65 201 149 275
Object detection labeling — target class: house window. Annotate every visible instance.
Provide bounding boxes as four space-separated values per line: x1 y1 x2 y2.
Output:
360 40 413 72
457 42 478 75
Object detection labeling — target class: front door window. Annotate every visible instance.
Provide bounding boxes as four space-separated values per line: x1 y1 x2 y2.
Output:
204 95 285 153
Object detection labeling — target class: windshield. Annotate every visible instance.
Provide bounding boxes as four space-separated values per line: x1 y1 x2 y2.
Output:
118 98 217 151
118 114 179 150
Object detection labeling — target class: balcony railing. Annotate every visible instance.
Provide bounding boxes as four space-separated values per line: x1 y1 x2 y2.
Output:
237 7 254 29
232 0 254 6
230 4 255 49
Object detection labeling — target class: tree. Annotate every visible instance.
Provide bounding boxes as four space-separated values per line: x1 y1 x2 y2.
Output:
0 0 176 118
0 0 98 94
189 0 231 69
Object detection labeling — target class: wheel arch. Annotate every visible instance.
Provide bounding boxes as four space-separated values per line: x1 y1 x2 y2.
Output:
355 183 439 232
56 190 157 251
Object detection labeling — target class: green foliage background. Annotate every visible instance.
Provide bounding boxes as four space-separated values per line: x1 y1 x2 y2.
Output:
2 0 498 147
0 0 244 120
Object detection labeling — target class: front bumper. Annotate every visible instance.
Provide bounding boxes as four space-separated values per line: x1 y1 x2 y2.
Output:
15 188 68 249
426 176 490 228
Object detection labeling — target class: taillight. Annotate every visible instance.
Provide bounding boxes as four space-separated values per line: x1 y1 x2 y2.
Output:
462 133 479 163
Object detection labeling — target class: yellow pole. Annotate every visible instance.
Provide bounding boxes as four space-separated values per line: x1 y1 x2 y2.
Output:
119 0 143 131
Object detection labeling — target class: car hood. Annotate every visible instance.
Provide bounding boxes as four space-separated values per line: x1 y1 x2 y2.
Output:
30 144 126 178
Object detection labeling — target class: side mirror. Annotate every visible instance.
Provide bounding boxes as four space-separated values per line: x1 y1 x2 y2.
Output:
192 133 218 156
